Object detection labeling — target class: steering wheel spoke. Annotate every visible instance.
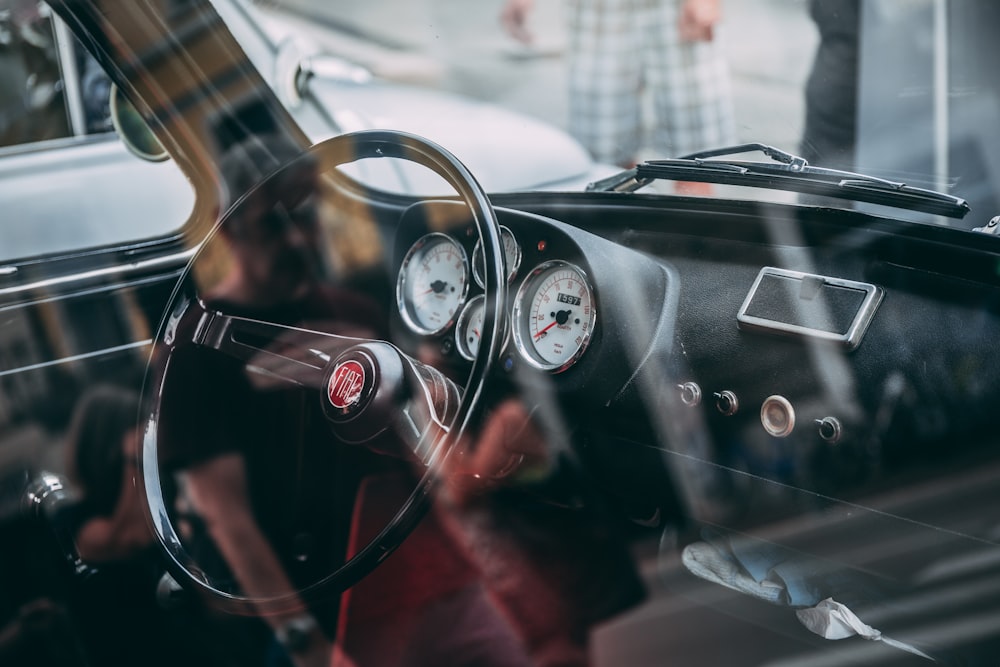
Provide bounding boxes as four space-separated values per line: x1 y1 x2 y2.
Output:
189 304 360 390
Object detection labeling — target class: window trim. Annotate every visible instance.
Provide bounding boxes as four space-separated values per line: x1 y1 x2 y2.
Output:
0 246 196 301
52 14 88 137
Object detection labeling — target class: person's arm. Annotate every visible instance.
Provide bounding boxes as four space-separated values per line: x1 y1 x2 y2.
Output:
679 0 722 42
183 453 337 667
75 430 152 563
75 462 151 562
500 0 536 44
441 398 550 505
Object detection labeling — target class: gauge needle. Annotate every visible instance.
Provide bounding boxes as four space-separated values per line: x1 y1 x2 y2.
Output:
418 280 448 296
534 321 558 339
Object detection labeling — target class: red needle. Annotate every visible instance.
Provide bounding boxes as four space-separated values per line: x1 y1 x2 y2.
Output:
534 321 557 339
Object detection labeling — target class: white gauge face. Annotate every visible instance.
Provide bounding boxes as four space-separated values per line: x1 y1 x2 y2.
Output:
473 225 521 288
513 261 596 372
397 233 469 335
455 295 486 361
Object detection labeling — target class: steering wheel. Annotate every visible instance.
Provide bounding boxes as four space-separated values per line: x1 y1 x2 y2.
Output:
140 130 506 614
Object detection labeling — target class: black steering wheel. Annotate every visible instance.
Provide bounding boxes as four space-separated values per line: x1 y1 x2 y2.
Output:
140 130 506 613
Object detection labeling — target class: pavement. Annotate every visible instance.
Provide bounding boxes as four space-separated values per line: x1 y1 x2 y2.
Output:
259 0 819 158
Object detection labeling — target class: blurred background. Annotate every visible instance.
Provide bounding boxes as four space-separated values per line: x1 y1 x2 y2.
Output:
256 0 815 160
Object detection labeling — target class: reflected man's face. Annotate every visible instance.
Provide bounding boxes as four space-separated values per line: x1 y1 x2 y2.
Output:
226 166 323 302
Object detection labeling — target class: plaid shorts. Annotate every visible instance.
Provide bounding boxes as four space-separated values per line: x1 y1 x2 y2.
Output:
566 0 736 166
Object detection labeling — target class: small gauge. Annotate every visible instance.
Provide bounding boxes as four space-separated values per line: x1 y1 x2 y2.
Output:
513 260 596 372
396 233 469 335
473 225 521 288
455 295 486 361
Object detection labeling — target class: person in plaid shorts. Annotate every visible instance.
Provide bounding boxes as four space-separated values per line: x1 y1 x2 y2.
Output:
502 0 736 171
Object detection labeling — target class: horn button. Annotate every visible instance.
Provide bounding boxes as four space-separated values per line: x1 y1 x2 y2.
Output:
325 352 376 418
321 342 460 457
322 344 397 444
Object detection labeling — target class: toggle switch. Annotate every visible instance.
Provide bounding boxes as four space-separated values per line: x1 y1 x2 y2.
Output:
714 390 739 416
678 382 702 407
816 416 843 444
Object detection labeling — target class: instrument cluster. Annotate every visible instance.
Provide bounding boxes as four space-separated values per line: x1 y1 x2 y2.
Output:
394 225 597 373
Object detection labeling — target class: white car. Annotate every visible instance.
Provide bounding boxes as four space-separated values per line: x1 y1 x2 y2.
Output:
0 0 602 263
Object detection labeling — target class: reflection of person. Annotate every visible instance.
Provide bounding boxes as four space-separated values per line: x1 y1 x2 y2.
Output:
160 135 529 667
437 398 646 667
212 138 327 309
800 0 860 169
159 138 356 667
65 385 150 563
63 385 251 667
501 0 736 170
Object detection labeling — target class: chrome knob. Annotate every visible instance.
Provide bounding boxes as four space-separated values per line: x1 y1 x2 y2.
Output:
816 417 843 444
714 390 739 416
761 395 795 437
678 382 702 407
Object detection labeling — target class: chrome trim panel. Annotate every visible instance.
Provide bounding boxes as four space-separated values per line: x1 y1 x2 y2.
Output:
737 267 884 350
0 340 152 379
0 247 196 300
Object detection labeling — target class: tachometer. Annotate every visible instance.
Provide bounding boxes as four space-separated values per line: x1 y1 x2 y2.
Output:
396 233 469 335
513 260 596 372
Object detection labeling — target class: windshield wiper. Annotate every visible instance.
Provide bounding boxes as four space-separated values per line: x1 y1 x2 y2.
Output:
587 143 970 219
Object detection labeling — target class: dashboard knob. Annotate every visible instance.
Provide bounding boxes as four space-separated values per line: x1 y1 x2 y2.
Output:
760 395 795 437
714 390 739 416
816 417 843 443
678 382 702 407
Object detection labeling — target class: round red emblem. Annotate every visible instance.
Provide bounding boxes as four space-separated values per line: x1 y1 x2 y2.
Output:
328 360 366 409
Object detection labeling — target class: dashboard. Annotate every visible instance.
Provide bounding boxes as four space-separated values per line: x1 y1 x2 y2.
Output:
388 200 675 411
382 193 1000 534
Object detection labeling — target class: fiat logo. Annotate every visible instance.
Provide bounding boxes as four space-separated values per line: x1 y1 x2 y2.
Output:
328 360 366 409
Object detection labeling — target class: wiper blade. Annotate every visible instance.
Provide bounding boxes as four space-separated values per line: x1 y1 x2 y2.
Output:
587 143 970 219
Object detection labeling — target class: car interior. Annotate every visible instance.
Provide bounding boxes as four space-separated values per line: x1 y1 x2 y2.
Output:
2 1 1000 666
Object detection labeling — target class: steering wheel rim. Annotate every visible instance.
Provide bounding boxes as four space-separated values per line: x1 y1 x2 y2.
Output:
140 130 506 613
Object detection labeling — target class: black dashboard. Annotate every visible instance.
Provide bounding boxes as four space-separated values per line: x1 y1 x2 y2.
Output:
384 191 1000 535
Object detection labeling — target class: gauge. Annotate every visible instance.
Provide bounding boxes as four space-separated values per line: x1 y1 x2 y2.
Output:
455 295 486 361
513 260 596 372
396 233 469 335
473 225 521 288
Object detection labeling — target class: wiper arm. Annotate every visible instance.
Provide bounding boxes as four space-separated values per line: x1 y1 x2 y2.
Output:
587 143 970 219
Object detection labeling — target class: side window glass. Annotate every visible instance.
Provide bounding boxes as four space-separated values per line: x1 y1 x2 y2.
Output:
0 1 193 263
75 38 112 135
0 0 70 147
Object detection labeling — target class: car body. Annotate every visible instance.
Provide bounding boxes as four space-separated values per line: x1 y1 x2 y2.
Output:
3 1 1000 667
0 0 603 262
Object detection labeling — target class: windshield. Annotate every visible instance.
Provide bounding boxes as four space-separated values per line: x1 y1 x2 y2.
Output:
247 0 996 227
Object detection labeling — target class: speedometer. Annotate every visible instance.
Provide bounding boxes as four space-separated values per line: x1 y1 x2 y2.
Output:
512 260 596 372
396 233 469 335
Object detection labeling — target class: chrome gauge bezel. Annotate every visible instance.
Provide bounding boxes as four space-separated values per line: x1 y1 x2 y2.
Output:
396 232 470 336
512 260 597 373
454 294 486 361
473 225 521 288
